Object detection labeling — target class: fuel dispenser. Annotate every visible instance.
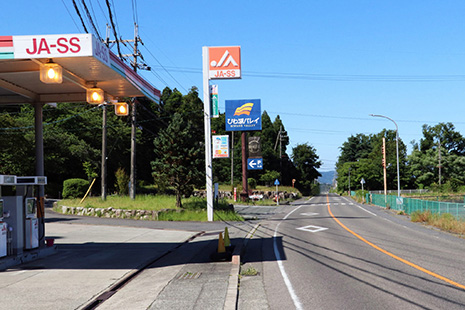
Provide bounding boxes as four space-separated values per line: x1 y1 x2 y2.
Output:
0 175 47 257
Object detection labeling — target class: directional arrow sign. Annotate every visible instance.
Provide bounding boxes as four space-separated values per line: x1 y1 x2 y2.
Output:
247 158 263 170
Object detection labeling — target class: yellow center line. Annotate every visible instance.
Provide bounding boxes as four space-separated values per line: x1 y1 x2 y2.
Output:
326 195 465 290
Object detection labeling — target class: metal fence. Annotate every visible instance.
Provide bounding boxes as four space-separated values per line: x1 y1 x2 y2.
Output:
368 193 465 219
369 189 429 195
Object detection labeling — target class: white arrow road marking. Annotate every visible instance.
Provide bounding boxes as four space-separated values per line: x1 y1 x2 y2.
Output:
300 212 319 216
297 225 328 233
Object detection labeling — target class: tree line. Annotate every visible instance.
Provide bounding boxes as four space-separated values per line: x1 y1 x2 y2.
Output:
336 122 465 192
0 87 322 204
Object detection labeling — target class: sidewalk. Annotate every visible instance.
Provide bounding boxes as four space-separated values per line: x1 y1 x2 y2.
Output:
0 217 256 310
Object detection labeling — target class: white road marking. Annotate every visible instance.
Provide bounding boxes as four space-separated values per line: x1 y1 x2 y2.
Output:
297 225 328 233
300 212 319 216
273 204 304 310
352 203 377 216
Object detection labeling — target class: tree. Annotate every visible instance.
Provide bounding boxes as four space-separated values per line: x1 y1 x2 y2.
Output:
336 133 372 170
420 123 465 155
151 113 204 208
292 143 321 195
336 130 408 192
409 122 465 190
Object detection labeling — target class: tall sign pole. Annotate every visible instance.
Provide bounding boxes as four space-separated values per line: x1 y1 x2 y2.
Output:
202 47 214 221
204 46 242 221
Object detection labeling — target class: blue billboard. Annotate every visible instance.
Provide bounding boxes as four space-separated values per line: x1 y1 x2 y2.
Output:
225 99 261 131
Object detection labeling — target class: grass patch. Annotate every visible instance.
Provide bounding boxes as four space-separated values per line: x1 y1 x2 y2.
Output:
56 195 177 211
241 266 259 276
56 195 244 222
411 210 465 236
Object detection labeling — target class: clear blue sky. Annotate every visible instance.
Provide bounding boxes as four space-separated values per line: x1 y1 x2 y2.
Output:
3 1 465 172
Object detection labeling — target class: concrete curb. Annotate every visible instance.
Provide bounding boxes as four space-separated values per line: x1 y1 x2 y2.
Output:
224 223 261 309
232 223 260 265
0 245 58 271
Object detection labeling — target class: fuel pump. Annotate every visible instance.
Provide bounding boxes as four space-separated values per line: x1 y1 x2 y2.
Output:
0 175 46 256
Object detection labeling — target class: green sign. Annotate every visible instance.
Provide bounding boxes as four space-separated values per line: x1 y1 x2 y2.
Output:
210 85 219 118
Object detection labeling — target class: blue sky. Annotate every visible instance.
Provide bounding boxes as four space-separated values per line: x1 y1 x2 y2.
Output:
3 1 465 171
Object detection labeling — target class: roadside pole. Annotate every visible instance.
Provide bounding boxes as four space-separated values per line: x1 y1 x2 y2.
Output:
202 47 214 221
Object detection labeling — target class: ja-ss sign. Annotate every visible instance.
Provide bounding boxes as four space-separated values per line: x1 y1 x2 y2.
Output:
208 46 241 79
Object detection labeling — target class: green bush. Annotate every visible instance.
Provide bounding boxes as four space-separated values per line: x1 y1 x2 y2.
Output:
248 178 257 189
115 167 130 195
62 178 89 199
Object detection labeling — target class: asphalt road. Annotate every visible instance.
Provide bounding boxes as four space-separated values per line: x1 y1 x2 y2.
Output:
258 194 465 309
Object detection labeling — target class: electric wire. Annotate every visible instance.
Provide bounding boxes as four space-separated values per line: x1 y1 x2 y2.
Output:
131 0 138 25
87 0 104 36
94 0 110 25
60 0 81 32
140 44 188 92
105 0 123 59
149 65 465 82
72 0 89 33
81 0 102 40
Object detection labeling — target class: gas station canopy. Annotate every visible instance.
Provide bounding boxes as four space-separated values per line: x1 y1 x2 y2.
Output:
0 33 161 105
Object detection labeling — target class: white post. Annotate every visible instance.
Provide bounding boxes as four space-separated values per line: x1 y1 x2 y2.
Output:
202 47 214 221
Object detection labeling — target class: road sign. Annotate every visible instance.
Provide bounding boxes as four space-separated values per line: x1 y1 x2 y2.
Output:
208 46 241 79
274 179 280 186
360 178 365 184
247 158 263 170
225 99 262 131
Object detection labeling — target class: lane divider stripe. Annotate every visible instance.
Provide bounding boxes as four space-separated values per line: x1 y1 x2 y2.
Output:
326 195 465 290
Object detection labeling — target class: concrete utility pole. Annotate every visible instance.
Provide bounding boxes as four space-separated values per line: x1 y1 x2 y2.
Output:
108 22 150 200
370 114 401 198
101 104 107 201
383 137 387 203
438 140 442 186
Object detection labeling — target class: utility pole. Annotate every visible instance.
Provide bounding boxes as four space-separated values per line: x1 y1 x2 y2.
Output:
101 104 107 201
383 137 387 204
108 23 150 200
438 139 442 186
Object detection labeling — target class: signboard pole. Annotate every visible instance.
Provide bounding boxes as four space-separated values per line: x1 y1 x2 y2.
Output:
241 132 248 201
202 47 214 221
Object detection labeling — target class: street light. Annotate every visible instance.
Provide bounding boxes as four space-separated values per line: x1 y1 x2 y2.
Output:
369 114 401 198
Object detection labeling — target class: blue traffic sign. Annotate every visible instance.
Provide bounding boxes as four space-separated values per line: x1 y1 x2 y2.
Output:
274 179 280 186
247 158 263 170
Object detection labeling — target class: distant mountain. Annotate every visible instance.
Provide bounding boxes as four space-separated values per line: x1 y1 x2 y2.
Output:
318 171 336 184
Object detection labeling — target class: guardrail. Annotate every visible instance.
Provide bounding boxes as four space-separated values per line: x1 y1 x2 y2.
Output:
368 193 465 219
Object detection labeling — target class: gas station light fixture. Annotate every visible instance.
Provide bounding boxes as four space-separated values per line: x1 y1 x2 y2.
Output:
86 88 104 104
114 102 129 116
40 62 62 84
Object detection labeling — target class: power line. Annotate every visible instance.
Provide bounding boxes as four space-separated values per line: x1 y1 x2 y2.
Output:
81 0 102 40
72 0 89 33
148 65 465 82
140 44 188 92
131 0 138 24
105 0 123 59
60 0 81 31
